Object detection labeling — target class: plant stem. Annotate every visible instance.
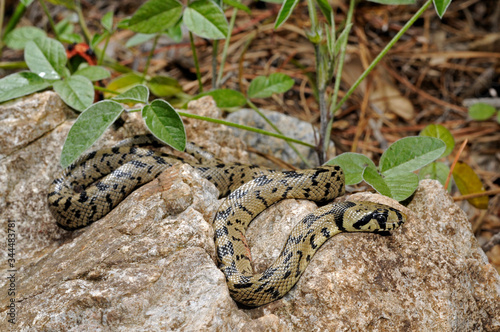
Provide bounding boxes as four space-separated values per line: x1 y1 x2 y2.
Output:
332 0 432 114
2 1 26 39
315 42 328 164
212 40 218 90
0 0 4 38
306 0 326 164
317 89 327 164
94 85 120 94
39 0 60 41
189 31 203 92
216 8 238 88
75 1 92 44
0 0 4 56
142 33 160 80
98 33 111 66
306 0 318 32
322 0 355 159
177 111 315 148
0 61 28 70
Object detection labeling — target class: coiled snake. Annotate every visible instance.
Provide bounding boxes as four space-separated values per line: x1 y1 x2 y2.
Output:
48 135 406 307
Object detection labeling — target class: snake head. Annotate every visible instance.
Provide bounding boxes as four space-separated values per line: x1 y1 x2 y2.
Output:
347 202 406 232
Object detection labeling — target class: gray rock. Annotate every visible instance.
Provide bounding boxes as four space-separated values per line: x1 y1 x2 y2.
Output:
0 92 73 159
226 108 334 168
244 185 500 330
0 92 74 264
3 164 251 331
1 93 499 331
0 93 250 264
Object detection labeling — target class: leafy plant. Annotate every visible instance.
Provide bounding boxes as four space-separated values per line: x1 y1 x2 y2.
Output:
0 0 461 204
328 136 446 201
418 124 455 186
468 103 500 123
59 84 314 168
272 0 454 164
0 35 108 111
417 124 489 209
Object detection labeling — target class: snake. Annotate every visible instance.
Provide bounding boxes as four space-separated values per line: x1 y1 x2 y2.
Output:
48 135 406 307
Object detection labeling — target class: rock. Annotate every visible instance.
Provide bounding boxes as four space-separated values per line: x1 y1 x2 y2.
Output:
242 183 500 330
182 97 250 164
226 108 335 168
1 93 499 330
0 91 150 264
0 93 250 265
0 92 73 159
2 164 251 330
0 92 76 264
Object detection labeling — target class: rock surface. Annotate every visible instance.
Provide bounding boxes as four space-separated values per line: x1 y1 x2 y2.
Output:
226 108 335 168
1 92 499 331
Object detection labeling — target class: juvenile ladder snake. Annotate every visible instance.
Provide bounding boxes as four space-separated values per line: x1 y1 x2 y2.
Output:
48 135 406 307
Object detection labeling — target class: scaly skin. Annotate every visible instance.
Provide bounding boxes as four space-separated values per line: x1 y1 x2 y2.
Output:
48 135 406 306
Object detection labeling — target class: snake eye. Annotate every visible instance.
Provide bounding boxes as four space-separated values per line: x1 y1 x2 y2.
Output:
373 211 387 226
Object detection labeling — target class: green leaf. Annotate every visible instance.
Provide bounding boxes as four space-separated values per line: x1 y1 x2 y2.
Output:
468 103 496 121
54 18 81 44
52 75 94 112
379 136 446 176
452 161 488 209
419 162 450 188
102 11 114 32
147 75 183 97
192 89 247 108
60 33 82 44
362 167 391 197
419 124 455 158
129 0 183 33
222 0 251 13
326 23 334 56
4 27 46 50
0 72 50 103
55 19 72 36
24 37 67 79
60 100 124 167
497 111 500 124
142 99 186 151
117 18 131 29
274 0 300 29
91 32 107 49
73 65 111 82
363 167 418 201
433 0 452 18
183 0 229 39
383 172 419 201
112 85 149 104
334 23 352 57
367 0 416 4
166 22 183 43
315 0 333 25
125 33 156 48
327 153 377 185
247 73 294 99
105 73 145 97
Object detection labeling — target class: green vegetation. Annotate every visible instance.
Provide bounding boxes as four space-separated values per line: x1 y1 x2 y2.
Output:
1 0 490 207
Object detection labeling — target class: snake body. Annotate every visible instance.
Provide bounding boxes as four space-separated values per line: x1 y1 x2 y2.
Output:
48 135 406 306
